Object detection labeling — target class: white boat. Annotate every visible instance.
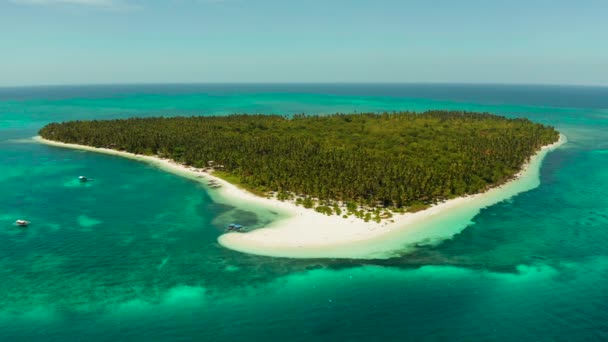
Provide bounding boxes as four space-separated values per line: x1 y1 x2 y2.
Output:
15 220 30 227
78 176 88 182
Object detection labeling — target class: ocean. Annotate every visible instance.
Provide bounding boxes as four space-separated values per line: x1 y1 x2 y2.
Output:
1 84 607 341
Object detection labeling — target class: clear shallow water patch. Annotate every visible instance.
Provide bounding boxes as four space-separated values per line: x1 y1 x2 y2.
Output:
211 208 262 230
77 215 102 228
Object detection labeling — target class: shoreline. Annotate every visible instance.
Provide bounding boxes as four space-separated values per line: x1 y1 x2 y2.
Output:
35 134 567 259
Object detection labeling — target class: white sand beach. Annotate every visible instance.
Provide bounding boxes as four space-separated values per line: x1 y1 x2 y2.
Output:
36 134 566 259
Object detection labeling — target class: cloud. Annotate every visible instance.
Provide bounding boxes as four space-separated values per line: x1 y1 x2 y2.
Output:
9 0 138 10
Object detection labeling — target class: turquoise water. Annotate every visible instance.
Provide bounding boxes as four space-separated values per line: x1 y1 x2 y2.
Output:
1 84 607 341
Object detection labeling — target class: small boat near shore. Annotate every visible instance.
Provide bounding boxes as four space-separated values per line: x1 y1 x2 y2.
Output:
226 223 244 232
208 180 222 189
15 220 30 227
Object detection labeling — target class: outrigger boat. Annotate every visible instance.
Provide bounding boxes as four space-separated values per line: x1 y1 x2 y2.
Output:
208 180 222 189
78 176 93 183
15 220 30 227
226 223 244 232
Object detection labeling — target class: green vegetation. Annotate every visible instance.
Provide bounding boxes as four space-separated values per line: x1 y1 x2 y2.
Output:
212 170 267 197
39 111 559 214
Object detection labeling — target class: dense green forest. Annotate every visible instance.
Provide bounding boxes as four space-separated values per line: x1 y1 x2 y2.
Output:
40 111 559 220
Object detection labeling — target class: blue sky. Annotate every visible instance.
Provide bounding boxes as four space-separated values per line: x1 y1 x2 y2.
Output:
1 0 606 86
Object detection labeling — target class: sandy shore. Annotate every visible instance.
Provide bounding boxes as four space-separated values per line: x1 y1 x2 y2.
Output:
35 134 566 259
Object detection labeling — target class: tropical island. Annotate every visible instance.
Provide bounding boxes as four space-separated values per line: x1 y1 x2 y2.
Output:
38 111 563 258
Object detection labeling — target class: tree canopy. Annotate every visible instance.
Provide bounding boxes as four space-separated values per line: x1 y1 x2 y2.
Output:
40 111 559 219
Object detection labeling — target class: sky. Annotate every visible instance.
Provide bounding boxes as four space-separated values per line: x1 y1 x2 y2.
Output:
0 0 607 86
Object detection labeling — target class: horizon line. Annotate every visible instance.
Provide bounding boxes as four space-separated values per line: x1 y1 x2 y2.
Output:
1 81 608 89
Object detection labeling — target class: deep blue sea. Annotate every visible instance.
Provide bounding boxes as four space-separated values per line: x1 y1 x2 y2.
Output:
1 84 607 341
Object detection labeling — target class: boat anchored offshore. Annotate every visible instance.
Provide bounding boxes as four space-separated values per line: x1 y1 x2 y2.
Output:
15 220 30 227
78 176 91 182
